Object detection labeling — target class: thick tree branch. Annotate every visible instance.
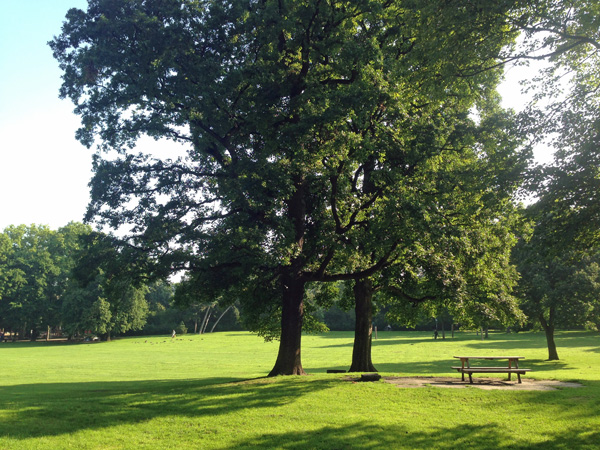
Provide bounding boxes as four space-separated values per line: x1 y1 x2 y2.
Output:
303 240 399 282
381 285 437 306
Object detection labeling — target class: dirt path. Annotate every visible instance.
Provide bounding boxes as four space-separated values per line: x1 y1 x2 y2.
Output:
379 376 583 391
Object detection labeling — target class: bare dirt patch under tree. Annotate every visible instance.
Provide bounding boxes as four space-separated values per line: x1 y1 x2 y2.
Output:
368 376 583 391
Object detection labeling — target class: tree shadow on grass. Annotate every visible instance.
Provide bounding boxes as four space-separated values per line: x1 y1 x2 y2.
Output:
230 421 600 450
308 331 600 354
308 361 449 374
316 337 458 349
313 331 436 344
461 339 600 362
460 331 600 348
307 357 570 376
1 376 598 447
0 376 338 441
0 340 101 350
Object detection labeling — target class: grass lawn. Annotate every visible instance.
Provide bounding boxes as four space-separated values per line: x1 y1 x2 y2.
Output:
1 330 599 449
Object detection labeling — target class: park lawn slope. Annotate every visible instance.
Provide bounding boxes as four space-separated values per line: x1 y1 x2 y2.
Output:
0 331 599 449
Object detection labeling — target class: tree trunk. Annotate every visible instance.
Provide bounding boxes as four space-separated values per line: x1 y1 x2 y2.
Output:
210 305 233 333
202 311 212 334
268 275 306 376
349 278 377 372
269 175 307 377
441 319 445 339
540 314 559 360
199 306 211 334
349 159 378 373
545 326 559 360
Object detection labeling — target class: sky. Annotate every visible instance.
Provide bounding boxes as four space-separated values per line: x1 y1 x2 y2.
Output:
0 1 552 232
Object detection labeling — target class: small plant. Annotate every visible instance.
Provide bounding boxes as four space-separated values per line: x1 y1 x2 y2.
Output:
175 321 188 335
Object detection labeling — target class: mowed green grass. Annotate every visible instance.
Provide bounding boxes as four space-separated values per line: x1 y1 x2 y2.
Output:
1 331 599 449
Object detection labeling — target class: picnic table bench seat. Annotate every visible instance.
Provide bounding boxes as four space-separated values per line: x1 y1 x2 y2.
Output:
450 366 531 371
452 356 531 384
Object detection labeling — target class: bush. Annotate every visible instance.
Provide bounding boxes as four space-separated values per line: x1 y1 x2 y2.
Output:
175 321 188 335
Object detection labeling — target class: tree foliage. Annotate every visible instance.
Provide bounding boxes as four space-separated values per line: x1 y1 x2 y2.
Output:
510 0 600 246
65 232 150 340
0 223 90 338
514 205 600 360
52 0 531 374
0 224 153 341
505 1 600 359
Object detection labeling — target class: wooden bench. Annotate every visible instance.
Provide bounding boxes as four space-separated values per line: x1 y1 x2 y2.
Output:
452 356 531 384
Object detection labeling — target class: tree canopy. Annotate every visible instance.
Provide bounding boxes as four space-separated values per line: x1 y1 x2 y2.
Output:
500 0 600 360
514 204 600 360
0 224 152 341
0 223 89 339
512 0 600 247
63 231 150 340
50 0 533 375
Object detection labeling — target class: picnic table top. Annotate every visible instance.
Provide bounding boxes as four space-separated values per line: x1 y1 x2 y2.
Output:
453 356 525 359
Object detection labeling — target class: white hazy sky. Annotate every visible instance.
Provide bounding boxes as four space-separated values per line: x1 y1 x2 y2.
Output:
0 1 552 231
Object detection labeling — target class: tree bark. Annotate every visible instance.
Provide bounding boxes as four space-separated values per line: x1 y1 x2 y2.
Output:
210 305 233 333
540 313 559 360
268 275 306 376
269 175 307 377
349 278 377 372
199 306 211 334
202 310 212 334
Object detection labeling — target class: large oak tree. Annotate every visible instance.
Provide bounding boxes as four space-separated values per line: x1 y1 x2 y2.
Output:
52 0 527 375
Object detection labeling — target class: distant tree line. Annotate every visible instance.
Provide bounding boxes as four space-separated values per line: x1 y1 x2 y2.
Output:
0 222 457 340
0 223 242 341
0 222 553 344
2 221 593 347
0 222 477 340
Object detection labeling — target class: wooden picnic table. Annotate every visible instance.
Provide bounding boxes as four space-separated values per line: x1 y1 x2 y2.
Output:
452 356 531 384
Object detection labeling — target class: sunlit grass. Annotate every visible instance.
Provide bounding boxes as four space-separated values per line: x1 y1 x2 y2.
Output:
1 330 599 449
